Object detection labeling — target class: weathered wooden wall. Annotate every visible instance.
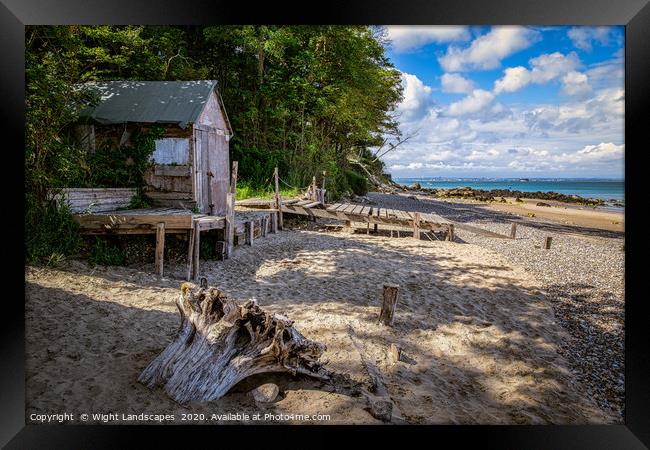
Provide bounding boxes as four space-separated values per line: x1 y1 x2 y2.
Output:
49 188 137 213
197 90 230 132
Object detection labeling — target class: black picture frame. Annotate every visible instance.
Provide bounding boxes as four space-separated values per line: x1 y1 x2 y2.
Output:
2 0 648 447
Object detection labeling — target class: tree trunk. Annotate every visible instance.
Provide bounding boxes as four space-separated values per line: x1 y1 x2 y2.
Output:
138 282 329 404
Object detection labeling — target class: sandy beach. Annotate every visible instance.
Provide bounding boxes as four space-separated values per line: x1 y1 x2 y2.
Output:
484 198 624 232
25 192 624 425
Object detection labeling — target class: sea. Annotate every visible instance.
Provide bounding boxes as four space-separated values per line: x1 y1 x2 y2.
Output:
393 177 625 207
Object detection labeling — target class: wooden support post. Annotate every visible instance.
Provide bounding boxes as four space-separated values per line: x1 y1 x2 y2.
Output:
215 241 226 260
366 222 370 235
344 220 353 234
374 224 378 233
545 236 553 249
186 226 195 281
379 284 399 326
312 176 317 201
192 221 200 281
447 224 455 242
245 221 254 246
261 216 268 237
271 211 278 233
155 222 165 277
413 213 421 240
225 161 238 259
510 223 517 239
274 167 283 230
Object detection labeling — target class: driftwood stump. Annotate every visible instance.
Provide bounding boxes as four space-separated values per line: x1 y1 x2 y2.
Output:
138 282 328 403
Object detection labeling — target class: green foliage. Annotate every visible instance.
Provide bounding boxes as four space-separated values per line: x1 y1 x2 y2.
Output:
127 190 154 209
231 144 286 186
343 168 368 196
88 237 126 266
85 127 163 188
235 181 300 201
25 193 82 264
199 236 217 260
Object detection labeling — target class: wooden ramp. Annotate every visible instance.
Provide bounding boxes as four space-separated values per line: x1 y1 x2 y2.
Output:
236 198 512 240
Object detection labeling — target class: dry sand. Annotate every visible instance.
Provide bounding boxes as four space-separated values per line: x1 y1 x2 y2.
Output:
479 197 623 232
26 227 613 424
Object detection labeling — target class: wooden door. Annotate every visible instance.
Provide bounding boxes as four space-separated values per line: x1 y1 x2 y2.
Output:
210 132 229 215
195 126 229 215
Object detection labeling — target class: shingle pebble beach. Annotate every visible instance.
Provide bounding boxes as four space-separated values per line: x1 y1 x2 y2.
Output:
367 191 625 422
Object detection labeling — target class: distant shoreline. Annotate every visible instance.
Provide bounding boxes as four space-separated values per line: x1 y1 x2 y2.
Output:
393 180 624 208
393 177 625 207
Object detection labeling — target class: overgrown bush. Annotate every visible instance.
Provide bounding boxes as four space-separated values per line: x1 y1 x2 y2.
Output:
127 190 154 209
343 168 368 196
88 237 126 266
85 127 163 188
25 193 82 264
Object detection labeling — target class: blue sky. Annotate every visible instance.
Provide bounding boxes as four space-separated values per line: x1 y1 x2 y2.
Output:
379 26 624 179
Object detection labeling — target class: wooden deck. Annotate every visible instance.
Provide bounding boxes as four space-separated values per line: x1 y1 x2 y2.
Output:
73 207 223 234
73 207 278 280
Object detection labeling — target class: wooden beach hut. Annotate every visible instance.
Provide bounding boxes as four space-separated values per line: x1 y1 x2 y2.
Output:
76 80 233 215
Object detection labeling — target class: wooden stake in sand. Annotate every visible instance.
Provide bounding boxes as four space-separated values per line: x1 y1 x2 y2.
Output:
379 284 400 326
139 282 329 403
389 344 401 364
510 223 517 239
545 236 553 249
273 167 283 230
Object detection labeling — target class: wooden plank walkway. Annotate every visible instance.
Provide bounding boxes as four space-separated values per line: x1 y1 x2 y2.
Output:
237 198 512 240
278 202 453 234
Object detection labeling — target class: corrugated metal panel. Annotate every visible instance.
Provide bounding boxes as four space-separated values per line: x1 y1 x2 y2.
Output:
79 80 219 128
150 138 190 164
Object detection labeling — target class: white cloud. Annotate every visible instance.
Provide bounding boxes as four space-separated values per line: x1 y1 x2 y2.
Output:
440 73 475 94
447 89 495 116
561 71 592 98
586 58 624 90
578 142 623 160
396 72 434 122
554 142 624 164
385 26 471 53
493 66 531 93
568 27 612 52
438 26 540 72
494 52 588 97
